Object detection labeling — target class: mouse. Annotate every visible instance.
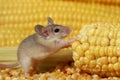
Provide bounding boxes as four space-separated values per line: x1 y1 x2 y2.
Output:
0 17 77 77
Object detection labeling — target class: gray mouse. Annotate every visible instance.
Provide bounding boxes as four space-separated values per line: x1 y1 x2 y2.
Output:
0 17 77 77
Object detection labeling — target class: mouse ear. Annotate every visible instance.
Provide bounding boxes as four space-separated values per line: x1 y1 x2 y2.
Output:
35 24 50 37
35 24 44 33
47 17 54 25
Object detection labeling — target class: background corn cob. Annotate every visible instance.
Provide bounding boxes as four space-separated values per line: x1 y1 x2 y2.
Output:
72 23 120 77
73 0 120 6
0 0 120 47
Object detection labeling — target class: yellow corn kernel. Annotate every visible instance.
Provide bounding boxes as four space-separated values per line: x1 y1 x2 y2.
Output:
72 23 120 77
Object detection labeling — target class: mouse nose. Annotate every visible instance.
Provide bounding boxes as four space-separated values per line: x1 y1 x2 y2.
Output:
65 27 72 34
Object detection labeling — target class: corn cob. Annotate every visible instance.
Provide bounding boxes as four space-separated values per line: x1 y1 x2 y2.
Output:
73 0 120 6
0 0 120 47
72 23 120 77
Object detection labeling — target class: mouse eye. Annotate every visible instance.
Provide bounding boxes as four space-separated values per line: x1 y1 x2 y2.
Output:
54 28 60 33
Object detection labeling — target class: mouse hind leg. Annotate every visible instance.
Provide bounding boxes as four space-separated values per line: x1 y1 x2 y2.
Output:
19 56 32 78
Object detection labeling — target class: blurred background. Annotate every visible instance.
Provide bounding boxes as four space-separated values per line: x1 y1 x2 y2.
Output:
0 0 120 47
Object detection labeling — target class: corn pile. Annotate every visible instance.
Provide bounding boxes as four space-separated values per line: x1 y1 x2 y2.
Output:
0 0 120 79
72 23 120 77
0 64 120 80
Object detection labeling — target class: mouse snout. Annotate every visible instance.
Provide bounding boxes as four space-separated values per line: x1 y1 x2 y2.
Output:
60 27 72 38
61 27 72 38
65 27 72 35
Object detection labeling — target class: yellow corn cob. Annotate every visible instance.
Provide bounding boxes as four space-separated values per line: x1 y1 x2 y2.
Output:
72 23 120 77
74 0 120 5
0 0 120 47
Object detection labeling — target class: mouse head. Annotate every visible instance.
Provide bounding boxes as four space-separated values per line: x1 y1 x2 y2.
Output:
35 17 72 39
